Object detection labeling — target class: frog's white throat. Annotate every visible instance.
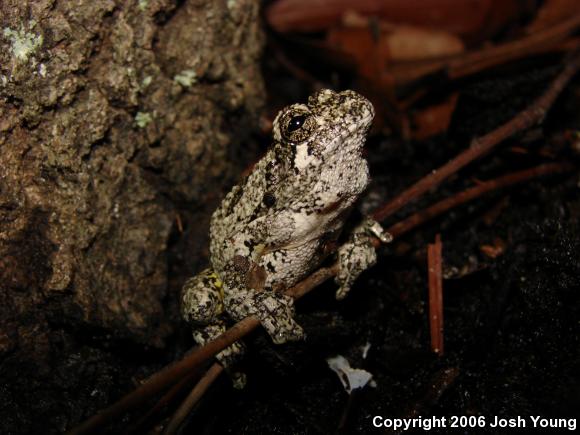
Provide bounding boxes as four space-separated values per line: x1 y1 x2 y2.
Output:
293 142 318 170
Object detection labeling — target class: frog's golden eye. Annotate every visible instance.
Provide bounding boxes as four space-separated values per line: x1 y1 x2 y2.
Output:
280 110 314 143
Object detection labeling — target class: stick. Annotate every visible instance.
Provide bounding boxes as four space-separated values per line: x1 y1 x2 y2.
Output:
427 235 444 355
388 14 580 85
163 363 224 435
66 266 336 435
386 162 573 238
373 51 580 222
126 371 198 434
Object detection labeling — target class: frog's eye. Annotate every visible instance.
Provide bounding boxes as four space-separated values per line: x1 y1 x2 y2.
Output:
287 115 306 132
280 110 314 143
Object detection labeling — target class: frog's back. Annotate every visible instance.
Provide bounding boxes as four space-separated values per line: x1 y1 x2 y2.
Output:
209 151 273 270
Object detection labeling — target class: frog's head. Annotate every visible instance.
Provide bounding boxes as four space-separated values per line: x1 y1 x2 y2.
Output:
272 89 374 171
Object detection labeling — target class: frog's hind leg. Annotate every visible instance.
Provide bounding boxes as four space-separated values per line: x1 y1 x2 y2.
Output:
182 269 225 325
181 269 246 387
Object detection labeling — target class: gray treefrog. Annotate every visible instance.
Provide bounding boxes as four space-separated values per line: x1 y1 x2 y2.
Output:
181 89 389 385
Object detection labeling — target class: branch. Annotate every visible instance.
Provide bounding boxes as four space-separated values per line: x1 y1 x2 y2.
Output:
386 162 574 238
66 267 336 435
427 235 444 355
389 14 580 84
163 161 575 434
373 51 580 222
163 364 224 435
126 371 198 434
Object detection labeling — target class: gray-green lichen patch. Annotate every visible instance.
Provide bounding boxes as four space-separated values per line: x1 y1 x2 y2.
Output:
174 69 197 87
135 111 153 128
3 21 43 63
141 75 153 89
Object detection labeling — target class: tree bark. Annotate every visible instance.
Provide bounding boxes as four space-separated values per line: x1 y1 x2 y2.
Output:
0 0 264 432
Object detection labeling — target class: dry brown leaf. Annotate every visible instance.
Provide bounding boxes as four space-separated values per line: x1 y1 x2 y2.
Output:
267 0 527 43
410 93 458 140
326 24 463 84
383 25 464 61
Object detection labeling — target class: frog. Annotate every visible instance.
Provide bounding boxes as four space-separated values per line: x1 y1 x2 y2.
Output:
181 89 390 386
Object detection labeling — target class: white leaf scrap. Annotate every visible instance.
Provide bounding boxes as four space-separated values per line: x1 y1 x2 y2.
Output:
326 355 373 394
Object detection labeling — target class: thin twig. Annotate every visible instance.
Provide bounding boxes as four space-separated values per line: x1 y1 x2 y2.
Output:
448 15 580 79
163 363 224 435
427 235 444 356
126 371 198 434
66 267 335 435
388 14 580 85
386 162 574 238
66 316 257 435
373 51 580 222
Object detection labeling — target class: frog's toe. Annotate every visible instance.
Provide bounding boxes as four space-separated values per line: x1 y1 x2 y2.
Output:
252 292 305 344
366 218 393 244
192 323 245 368
266 317 305 344
335 282 352 301
216 340 246 368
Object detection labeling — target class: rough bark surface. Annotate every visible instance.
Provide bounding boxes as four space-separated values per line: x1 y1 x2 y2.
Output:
0 0 264 432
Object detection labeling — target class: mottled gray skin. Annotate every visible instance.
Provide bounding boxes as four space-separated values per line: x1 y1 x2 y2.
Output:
182 89 388 383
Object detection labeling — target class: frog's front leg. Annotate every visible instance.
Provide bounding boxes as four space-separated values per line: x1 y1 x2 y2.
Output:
335 217 391 300
225 287 305 344
220 256 304 344
181 269 246 387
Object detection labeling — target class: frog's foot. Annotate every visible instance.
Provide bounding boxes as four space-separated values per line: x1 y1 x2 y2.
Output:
226 290 305 345
335 217 389 300
365 217 393 244
192 323 247 389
